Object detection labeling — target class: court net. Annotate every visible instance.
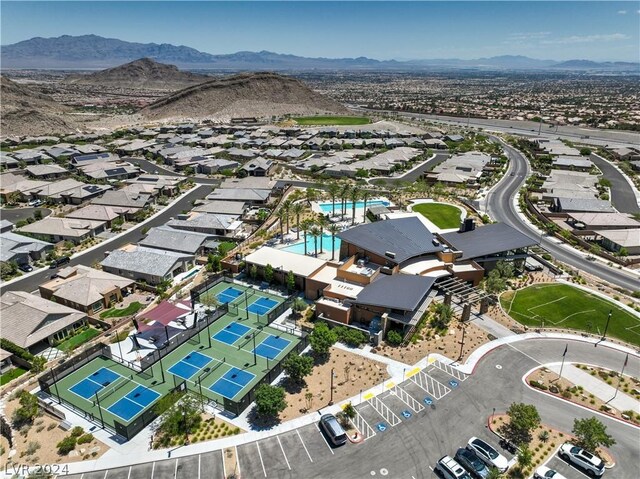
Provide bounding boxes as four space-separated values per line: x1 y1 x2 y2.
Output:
93 375 130 406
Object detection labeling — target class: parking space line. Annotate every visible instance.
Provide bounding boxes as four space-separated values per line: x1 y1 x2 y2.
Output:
316 423 335 454
104 471 108 479
256 442 267 477
221 450 226 479
198 454 201 479
151 462 155 479
296 430 313 462
174 459 178 478
277 436 291 470
127 467 131 479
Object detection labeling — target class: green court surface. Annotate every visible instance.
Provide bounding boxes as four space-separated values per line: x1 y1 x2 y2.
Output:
501 283 640 347
50 281 299 431
411 202 463 229
293 116 370 125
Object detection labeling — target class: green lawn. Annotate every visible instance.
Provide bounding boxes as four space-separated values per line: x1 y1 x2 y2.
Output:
56 327 101 352
294 116 371 126
0 367 27 386
100 301 143 319
411 203 463 229
501 283 640 347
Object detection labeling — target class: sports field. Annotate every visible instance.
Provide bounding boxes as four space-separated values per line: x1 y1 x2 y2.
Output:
50 281 298 431
500 283 640 346
294 116 370 126
411 202 463 229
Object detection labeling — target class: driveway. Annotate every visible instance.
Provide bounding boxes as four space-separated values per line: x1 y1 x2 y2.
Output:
0 206 52 224
589 153 639 214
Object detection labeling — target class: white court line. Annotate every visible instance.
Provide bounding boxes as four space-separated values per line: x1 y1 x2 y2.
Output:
316 424 334 455
296 430 313 462
256 442 267 477
277 436 291 470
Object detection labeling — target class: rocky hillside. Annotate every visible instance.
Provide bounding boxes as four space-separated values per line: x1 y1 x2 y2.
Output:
65 58 210 90
142 72 350 121
1 76 75 136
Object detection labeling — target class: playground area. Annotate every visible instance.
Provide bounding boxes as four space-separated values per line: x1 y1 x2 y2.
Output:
43 279 302 439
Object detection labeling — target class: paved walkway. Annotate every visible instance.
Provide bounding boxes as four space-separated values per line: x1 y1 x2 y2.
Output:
449 299 514 339
547 363 640 414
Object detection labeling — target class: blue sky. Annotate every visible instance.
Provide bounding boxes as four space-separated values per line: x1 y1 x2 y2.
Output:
2 2 639 61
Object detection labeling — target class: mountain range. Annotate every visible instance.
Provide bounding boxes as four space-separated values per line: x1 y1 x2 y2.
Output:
2 35 638 71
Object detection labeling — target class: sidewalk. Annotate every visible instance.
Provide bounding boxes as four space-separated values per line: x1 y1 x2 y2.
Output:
546 363 640 414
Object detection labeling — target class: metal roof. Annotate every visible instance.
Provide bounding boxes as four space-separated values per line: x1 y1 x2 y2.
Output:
353 274 435 311
440 223 538 260
337 217 442 264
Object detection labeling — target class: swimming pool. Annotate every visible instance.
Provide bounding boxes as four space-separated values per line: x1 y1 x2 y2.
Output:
282 234 341 255
318 199 390 214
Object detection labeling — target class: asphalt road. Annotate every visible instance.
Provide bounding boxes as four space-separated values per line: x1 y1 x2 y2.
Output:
367 152 449 185
485 140 640 292
0 185 213 294
133 158 221 186
588 153 639 214
358 108 640 149
63 338 640 479
0 206 52 224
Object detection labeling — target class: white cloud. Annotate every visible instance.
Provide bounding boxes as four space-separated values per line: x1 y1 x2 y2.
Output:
617 10 627 15
541 33 630 45
507 31 552 41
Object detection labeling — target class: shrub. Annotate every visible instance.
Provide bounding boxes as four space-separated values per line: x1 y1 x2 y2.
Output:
26 441 40 455
529 380 547 391
47 423 57 431
70 426 84 437
386 330 403 346
77 433 94 444
56 436 77 455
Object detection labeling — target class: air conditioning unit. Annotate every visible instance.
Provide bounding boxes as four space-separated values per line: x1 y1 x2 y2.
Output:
385 251 396 259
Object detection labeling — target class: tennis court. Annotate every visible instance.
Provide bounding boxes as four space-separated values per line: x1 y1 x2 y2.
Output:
107 385 161 422
247 297 279 315
69 367 121 401
216 286 244 304
209 367 255 400
167 351 216 381
254 335 291 360
212 322 252 346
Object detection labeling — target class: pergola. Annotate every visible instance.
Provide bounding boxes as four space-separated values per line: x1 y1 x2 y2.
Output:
436 277 490 306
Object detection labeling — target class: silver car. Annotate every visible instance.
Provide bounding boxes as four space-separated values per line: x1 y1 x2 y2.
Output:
466 437 509 472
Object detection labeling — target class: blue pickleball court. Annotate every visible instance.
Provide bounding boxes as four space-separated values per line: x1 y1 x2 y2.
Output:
216 286 244 304
209 367 255 399
212 321 251 346
253 334 291 360
107 385 161 422
69 367 121 400
246 297 279 315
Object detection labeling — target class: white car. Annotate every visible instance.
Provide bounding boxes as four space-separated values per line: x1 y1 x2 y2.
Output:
466 437 509 472
558 443 605 477
534 466 568 479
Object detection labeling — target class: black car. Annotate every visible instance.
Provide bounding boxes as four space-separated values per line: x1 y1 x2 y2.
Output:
18 263 33 272
455 448 490 479
49 256 71 269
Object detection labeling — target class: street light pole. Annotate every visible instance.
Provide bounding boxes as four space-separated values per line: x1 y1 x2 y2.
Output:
329 368 335 405
602 310 612 340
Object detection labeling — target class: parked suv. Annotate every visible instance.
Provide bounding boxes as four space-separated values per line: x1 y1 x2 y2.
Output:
466 437 509 472
558 443 605 477
318 414 347 446
49 256 71 269
455 448 490 478
435 456 472 479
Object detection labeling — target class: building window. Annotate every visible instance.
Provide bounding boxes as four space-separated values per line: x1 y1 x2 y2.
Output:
92 300 103 313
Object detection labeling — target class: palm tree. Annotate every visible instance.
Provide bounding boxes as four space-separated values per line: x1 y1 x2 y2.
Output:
300 219 313 255
328 223 341 261
350 186 361 225
282 199 292 234
291 202 304 239
361 189 371 223
275 208 286 241
327 182 340 217
316 214 329 254
340 183 351 216
305 188 318 206
309 225 321 257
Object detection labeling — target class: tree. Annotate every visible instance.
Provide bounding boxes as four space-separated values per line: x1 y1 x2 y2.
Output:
264 264 274 284
249 264 258 281
498 402 540 447
431 303 453 330
517 446 533 472
361 189 371 223
286 270 296 292
31 355 47 373
309 226 321 257
156 394 202 440
33 209 43 221
580 147 592 156
494 260 514 279
282 354 314 384
328 223 341 261
386 330 403 346
572 417 616 452
254 384 286 417
300 219 313 256
309 322 337 357
275 208 286 240
291 202 304 239
0 261 18 281
350 186 361 225
327 182 340 216
12 390 39 425
316 215 329 254
486 468 503 479
340 183 351 216
305 188 319 205
484 269 507 295
282 199 292 233
199 294 219 314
